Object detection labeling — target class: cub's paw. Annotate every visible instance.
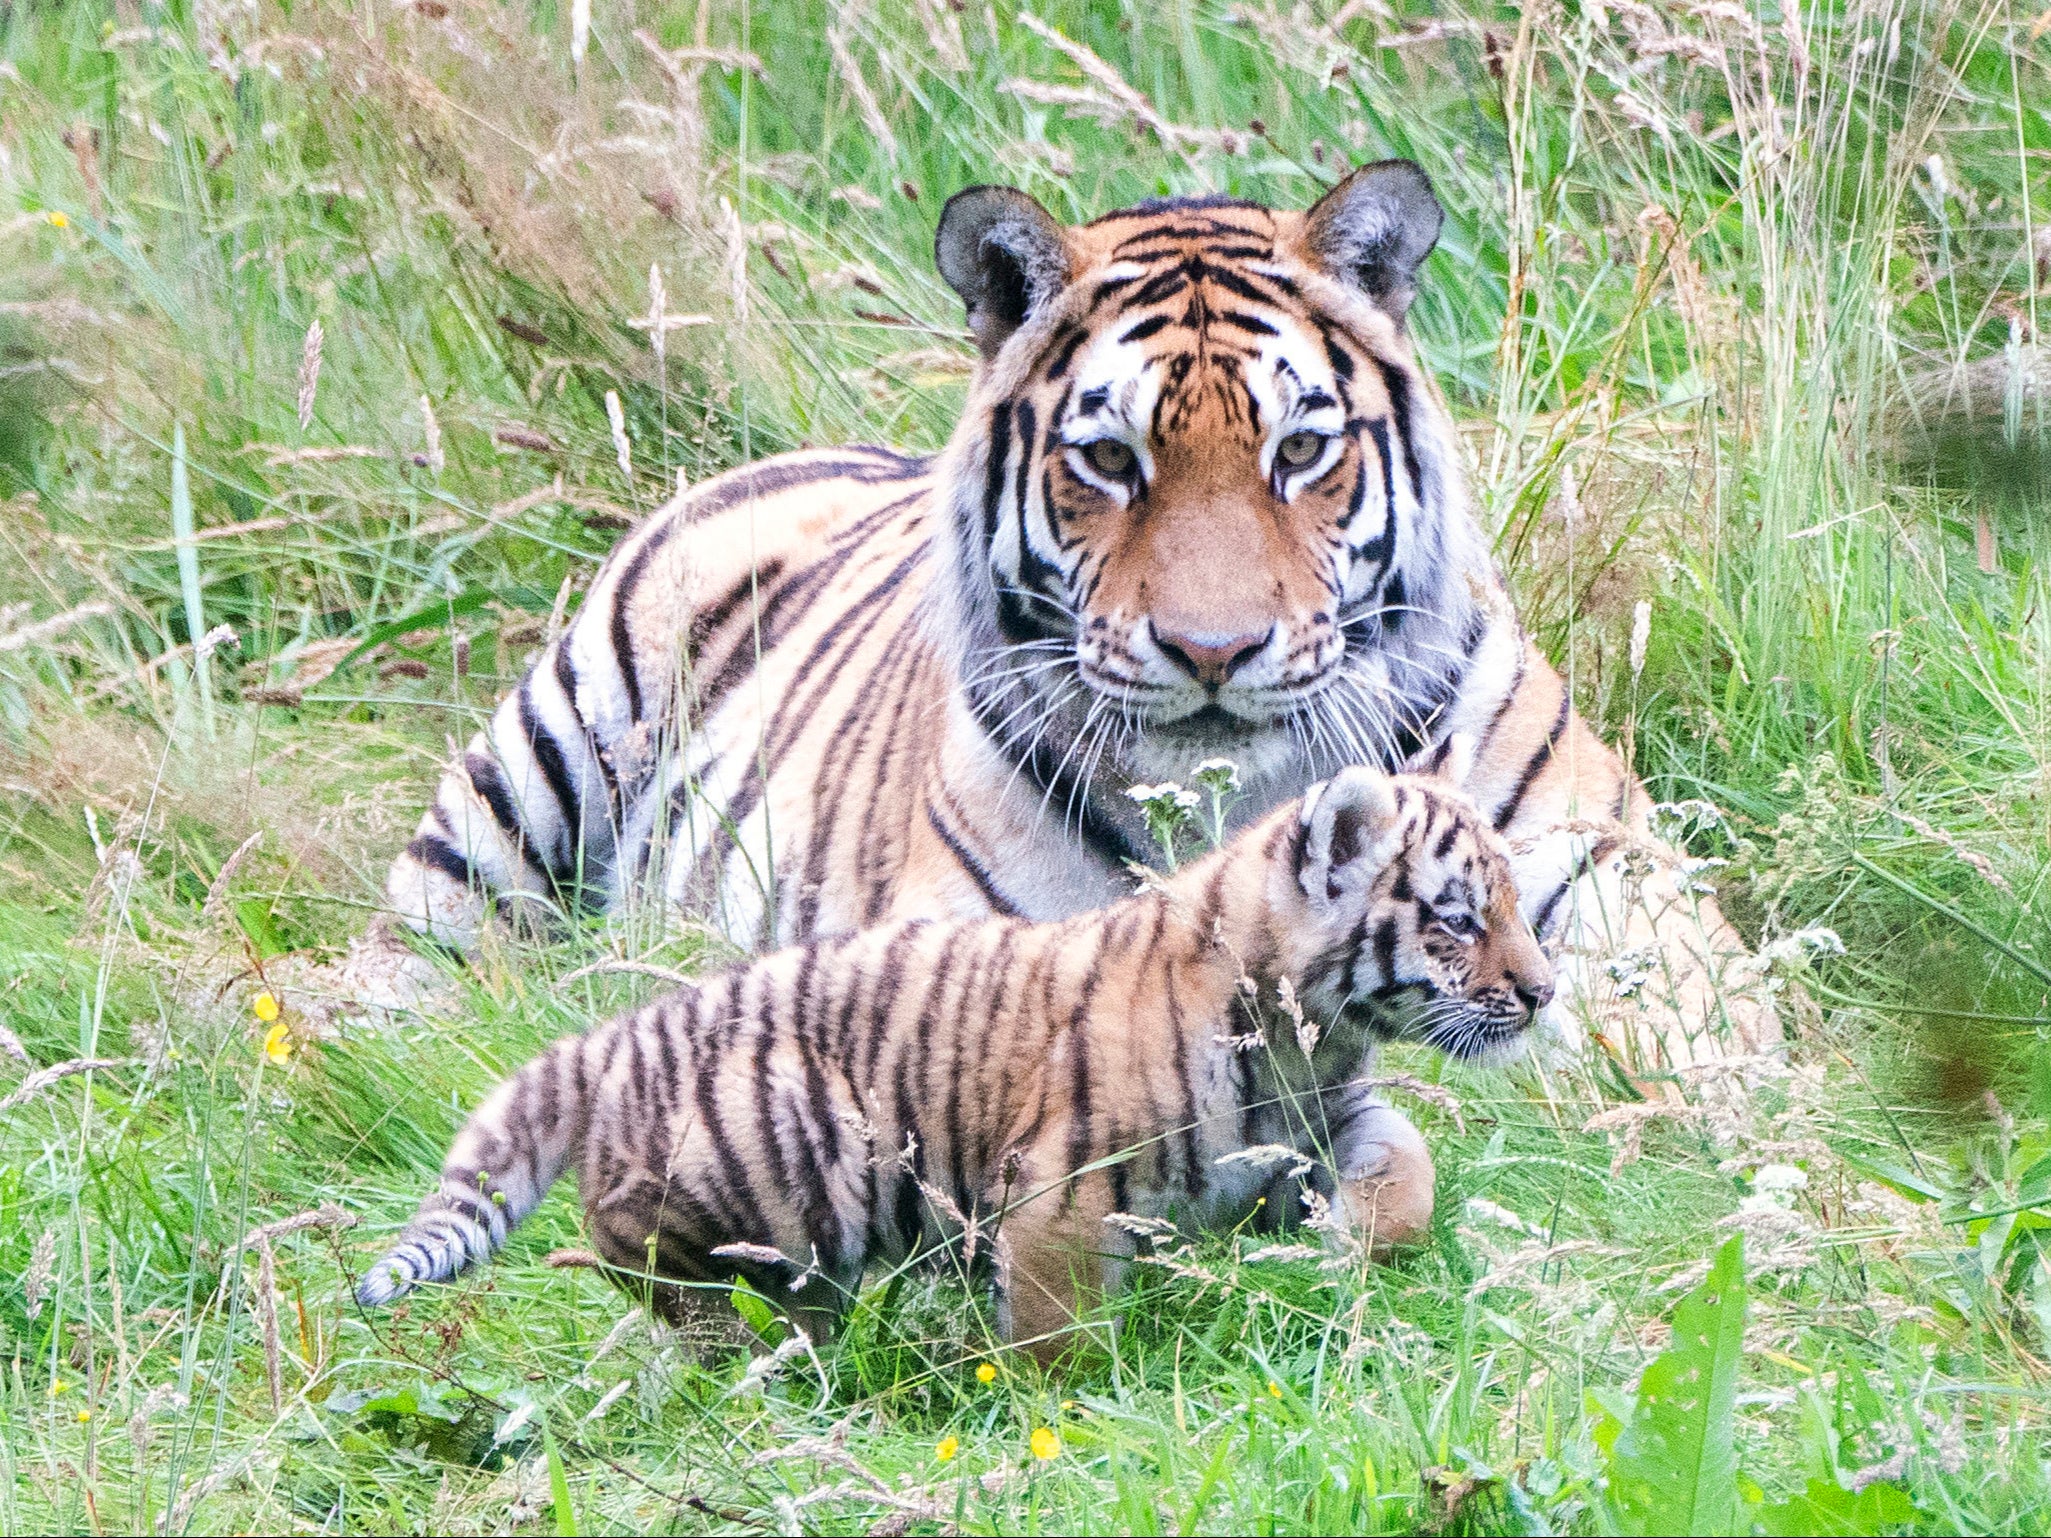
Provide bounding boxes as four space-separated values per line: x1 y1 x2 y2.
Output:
1337 1109 1436 1254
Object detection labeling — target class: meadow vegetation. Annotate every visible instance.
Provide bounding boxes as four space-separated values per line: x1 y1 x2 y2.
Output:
3 0 2051 1529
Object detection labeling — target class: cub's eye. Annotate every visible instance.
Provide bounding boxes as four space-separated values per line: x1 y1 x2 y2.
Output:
1276 430 1327 469
1435 909 1481 943
1081 439 1137 480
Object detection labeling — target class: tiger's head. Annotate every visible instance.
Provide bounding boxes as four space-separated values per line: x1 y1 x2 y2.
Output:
1277 763 1551 1064
933 162 1491 844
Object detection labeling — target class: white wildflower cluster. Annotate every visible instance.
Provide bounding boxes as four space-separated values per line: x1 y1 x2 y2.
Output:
1650 797 1729 845
1126 780 1203 869
1191 757 1240 794
1124 781 1201 814
1603 944 1660 999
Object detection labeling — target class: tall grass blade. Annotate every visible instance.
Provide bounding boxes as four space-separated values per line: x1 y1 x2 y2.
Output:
169 421 212 737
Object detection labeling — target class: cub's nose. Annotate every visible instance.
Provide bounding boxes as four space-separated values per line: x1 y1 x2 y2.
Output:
1151 623 1272 687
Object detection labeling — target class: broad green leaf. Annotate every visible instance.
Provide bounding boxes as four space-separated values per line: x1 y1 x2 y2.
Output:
729 1275 783 1342
1837 1150 1944 1204
1600 1234 1747 1536
234 895 286 959
1756 1478 1917 1536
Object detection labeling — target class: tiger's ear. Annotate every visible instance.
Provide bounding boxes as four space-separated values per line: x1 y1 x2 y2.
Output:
1298 766 1401 903
935 186 1073 360
1302 160 1443 323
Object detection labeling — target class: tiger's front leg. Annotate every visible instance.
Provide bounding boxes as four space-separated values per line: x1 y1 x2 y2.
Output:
992 1166 1130 1367
1329 1098 1436 1254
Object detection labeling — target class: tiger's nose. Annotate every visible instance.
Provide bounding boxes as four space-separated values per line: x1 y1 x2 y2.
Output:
1514 975 1554 1018
1151 624 1272 687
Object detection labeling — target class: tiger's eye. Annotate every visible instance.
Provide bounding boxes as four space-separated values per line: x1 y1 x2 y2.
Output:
1277 430 1326 468
1083 439 1136 479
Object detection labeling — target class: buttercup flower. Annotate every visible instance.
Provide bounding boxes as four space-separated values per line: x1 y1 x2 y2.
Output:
935 1435 958 1462
1029 1426 1060 1460
263 1021 293 1066
252 991 281 1023
975 1363 996 1384
46 211 68 228
1267 1380 1283 1399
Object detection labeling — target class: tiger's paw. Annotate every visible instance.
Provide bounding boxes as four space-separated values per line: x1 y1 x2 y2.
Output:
1335 1107 1437 1255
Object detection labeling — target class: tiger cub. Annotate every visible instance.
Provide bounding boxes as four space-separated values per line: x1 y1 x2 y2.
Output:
358 766 1550 1361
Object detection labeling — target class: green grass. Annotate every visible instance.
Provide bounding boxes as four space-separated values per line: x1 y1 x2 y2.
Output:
4 0 2051 1530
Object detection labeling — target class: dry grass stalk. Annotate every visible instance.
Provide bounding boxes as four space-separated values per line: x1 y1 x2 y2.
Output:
826 1 898 161
606 390 633 482
418 395 444 474
0 601 114 654
23 1229 54 1320
0 1058 129 1114
911 0 971 71
1009 15 1242 161
0 1024 27 1062
255 1239 284 1414
494 424 557 453
245 636 355 708
237 1202 356 1253
555 957 696 989
1893 810 2012 894
296 317 323 433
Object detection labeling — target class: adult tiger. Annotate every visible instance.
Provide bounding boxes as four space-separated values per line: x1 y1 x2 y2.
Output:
383 161 1769 1067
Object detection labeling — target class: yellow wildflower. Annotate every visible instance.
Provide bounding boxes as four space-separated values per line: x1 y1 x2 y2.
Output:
263 1021 292 1066
935 1435 958 1463
1267 1381 1283 1400
51 1380 68 1395
46 211 68 229
975 1363 996 1384
253 991 281 1023
1029 1426 1060 1461
76 1408 91 1423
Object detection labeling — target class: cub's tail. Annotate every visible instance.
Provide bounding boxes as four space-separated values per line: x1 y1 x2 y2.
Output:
356 1030 598 1306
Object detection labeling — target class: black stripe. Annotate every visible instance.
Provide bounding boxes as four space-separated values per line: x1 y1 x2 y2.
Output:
1218 311 1280 336
1199 262 1290 307
982 403 1011 556
1062 924 1115 1183
517 680 581 874
463 752 526 843
1127 269 1191 307
685 452 924 517
1373 359 1427 506
1044 323 1089 382
608 534 661 723
406 832 479 888
1493 691 1572 832
1360 419 1396 568
1120 314 1173 344
926 800 1023 916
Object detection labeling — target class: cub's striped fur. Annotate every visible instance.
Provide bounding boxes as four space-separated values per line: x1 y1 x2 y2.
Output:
383 160 1765 1066
359 767 1550 1360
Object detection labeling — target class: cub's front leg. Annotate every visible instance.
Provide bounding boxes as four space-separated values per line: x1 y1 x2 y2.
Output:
992 1165 1130 1367
1329 1097 1436 1253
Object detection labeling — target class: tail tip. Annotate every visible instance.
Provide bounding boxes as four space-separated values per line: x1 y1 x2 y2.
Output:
355 1262 409 1308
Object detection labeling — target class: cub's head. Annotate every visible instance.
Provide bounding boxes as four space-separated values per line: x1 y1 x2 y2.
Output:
1274 763 1552 1062
934 163 1484 806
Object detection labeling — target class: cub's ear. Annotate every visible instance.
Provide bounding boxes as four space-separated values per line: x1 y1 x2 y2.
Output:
935 186 1073 360
1302 159 1443 323
1298 766 1400 902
